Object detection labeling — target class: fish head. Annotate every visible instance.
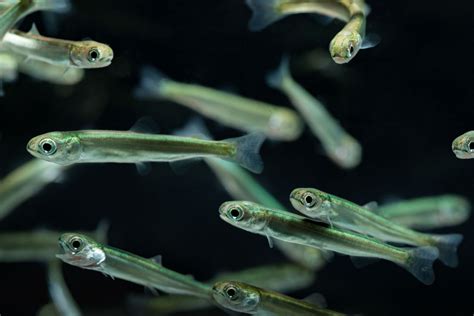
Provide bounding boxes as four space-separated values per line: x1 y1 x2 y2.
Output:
70 41 114 68
329 30 363 64
27 132 81 165
327 136 362 169
268 109 303 141
452 131 474 159
56 233 105 269
218 201 269 233
290 188 332 219
212 281 260 313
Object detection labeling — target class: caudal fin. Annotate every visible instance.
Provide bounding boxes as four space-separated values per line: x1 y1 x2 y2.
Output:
174 117 213 140
246 0 285 31
404 246 439 285
432 234 463 267
226 133 265 173
134 66 170 100
266 56 291 90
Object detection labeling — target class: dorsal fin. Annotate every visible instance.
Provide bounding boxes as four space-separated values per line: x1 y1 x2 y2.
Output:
363 201 378 211
129 116 160 134
150 255 162 265
28 23 41 35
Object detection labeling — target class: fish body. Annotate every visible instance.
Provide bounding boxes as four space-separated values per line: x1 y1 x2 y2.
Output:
0 0 70 39
452 131 474 159
377 195 470 230
57 233 212 298
27 130 265 173
246 0 369 63
3 28 113 68
212 281 344 315
135 263 316 314
0 159 65 221
267 58 361 168
219 201 439 284
290 188 463 267
136 67 303 141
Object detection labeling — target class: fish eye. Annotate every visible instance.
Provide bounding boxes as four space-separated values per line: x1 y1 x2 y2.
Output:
225 286 238 300
229 206 244 221
302 192 318 208
39 139 57 156
69 237 83 252
87 48 100 62
468 142 474 152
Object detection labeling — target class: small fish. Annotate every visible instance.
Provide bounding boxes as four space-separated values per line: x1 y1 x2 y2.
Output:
290 188 463 267
219 201 439 285
57 233 212 298
0 222 107 262
132 263 316 315
245 0 371 64
135 67 304 141
47 260 82 316
267 57 362 168
0 159 66 221
212 281 344 315
0 0 70 40
3 25 113 68
452 131 474 159
377 195 471 230
26 129 265 173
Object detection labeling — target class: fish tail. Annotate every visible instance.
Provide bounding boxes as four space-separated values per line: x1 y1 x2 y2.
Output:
226 133 265 173
266 55 291 90
432 233 463 267
134 66 170 100
30 0 71 13
245 0 285 31
404 246 439 285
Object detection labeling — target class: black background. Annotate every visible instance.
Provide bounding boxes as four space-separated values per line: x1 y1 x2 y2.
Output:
0 0 473 315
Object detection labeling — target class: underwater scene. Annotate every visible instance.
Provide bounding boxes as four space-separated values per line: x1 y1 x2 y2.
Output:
0 0 472 315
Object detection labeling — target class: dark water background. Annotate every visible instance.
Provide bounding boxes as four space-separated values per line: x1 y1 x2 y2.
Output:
0 0 473 315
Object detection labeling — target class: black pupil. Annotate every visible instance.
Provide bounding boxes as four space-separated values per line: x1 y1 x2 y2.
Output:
72 240 81 249
230 208 240 218
42 143 52 152
305 195 313 205
90 50 98 60
226 288 236 297
350 45 354 54
469 142 474 151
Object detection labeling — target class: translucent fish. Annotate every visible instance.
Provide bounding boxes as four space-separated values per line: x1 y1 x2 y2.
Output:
219 201 439 285
135 66 303 141
290 188 463 267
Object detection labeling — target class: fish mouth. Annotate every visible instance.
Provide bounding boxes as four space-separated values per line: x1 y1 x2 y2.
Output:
453 149 472 159
331 55 348 64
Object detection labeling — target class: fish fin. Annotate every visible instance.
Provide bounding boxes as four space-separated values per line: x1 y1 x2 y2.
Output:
129 116 160 134
350 256 380 268
361 33 381 49
101 272 115 280
266 234 274 248
225 133 265 173
302 293 327 308
169 158 201 175
134 66 170 100
173 116 212 140
362 201 378 211
266 55 291 90
144 286 159 296
135 162 152 176
403 246 439 285
245 0 286 31
94 219 110 244
28 23 40 35
150 255 162 265
432 234 463 267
